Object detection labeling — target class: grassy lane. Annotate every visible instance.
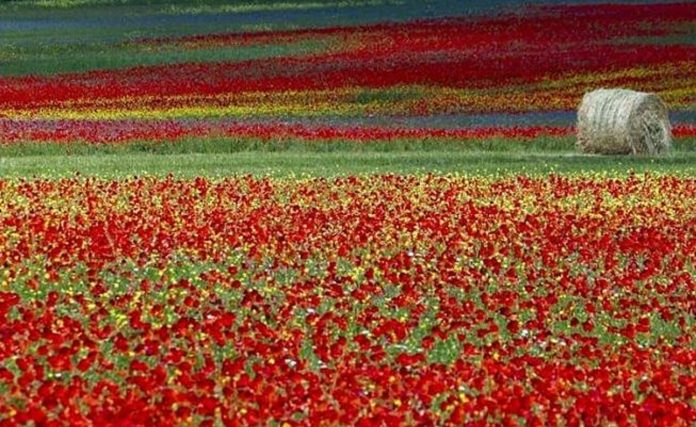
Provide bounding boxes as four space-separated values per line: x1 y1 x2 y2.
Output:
0 136 578 156
0 39 329 77
2 136 695 156
2 151 696 178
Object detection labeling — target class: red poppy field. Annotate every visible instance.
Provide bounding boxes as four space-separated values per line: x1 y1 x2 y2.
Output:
1 0 696 425
0 175 694 425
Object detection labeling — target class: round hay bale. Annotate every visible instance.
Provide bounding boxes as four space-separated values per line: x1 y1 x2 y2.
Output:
576 88 672 155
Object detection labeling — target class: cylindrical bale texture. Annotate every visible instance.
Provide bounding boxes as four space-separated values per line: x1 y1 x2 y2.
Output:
576 88 672 155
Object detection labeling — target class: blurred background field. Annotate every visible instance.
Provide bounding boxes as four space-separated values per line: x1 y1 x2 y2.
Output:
0 0 694 175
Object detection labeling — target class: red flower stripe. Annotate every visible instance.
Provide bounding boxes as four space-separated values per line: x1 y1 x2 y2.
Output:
0 120 577 144
2 120 694 145
0 176 694 425
0 4 693 109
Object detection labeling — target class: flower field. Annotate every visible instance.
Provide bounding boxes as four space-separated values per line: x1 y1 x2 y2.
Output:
0 175 695 425
0 1 694 146
1 1 696 425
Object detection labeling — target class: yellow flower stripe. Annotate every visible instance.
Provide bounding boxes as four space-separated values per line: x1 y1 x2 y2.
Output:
3 65 693 120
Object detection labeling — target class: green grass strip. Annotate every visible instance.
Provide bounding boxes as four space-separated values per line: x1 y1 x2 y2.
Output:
2 150 695 178
0 136 581 156
2 136 695 157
